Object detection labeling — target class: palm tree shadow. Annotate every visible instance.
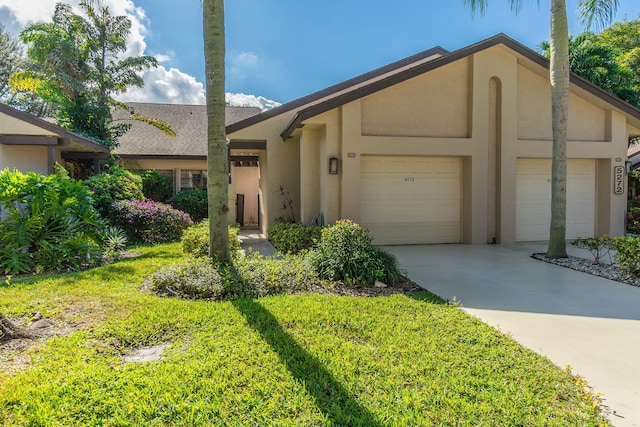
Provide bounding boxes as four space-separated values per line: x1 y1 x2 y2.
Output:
232 298 382 427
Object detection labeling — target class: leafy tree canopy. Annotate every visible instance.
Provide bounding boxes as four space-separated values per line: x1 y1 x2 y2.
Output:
9 1 174 148
539 18 640 108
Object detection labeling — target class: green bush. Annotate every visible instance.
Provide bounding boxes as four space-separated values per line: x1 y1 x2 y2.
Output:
109 200 193 244
84 166 144 218
168 189 208 222
0 166 104 274
232 250 320 298
181 220 240 258
137 170 172 202
571 236 613 264
151 258 225 299
311 219 404 286
611 236 640 275
268 221 322 254
627 208 640 234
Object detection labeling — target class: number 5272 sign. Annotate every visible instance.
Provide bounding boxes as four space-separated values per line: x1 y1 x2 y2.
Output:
614 166 625 195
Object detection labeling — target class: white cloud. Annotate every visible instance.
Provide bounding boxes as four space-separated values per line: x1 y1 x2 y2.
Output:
229 51 261 82
226 93 281 111
118 67 206 105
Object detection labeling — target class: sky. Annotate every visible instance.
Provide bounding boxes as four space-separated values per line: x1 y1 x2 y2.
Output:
0 0 638 108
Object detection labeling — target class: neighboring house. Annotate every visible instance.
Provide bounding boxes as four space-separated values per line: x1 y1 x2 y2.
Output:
114 103 262 227
226 33 640 244
0 103 109 175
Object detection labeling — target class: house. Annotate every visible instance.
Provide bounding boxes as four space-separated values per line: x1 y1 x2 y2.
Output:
225 33 640 244
0 103 109 175
114 103 262 227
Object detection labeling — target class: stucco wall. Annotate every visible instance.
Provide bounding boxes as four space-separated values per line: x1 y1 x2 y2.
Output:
361 59 470 138
0 145 49 174
517 66 607 141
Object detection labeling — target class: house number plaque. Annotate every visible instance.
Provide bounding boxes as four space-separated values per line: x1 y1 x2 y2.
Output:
404 177 415 182
613 166 625 195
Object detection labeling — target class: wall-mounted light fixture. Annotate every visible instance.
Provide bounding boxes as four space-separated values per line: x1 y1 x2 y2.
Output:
329 157 339 175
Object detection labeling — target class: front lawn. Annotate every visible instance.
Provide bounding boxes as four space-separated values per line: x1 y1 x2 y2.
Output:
0 243 607 426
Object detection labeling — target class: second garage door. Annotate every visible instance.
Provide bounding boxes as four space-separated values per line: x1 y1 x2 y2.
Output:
361 156 462 245
516 158 596 241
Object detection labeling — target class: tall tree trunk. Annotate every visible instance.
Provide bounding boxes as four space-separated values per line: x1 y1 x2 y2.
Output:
203 0 230 263
0 313 33 341
547 0 569 258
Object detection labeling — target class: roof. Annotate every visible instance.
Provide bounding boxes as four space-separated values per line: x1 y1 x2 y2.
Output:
0 103 109 153
114 103 261 157
225 33 640 141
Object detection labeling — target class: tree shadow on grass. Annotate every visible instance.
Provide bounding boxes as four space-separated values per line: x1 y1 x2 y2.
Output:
232 298 383 427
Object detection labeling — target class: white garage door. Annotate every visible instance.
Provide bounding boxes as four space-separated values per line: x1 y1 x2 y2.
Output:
361 156 462 245
516 158 595 241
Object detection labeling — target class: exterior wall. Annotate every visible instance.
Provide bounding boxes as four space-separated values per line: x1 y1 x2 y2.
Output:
232 165 260 226
0 144 49 174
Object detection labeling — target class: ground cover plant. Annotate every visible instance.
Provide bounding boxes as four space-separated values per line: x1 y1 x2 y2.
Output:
0 243 607 426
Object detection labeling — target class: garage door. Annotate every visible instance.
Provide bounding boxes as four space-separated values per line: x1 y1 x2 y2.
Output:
361 156 462 245
516 158 595 241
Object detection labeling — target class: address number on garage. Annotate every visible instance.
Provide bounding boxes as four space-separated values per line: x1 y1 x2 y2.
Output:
613 166 625 195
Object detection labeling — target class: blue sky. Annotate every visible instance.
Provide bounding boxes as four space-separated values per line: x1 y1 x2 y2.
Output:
2 0 639 106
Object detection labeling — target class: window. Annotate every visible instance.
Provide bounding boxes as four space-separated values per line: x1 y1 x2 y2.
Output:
180 169 208 191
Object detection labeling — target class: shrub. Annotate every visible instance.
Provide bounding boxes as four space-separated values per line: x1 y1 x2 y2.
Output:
0 166 104 274
311 219 404 286
110 200 192 244
137 170 172 203
627 208 640 234
102 226 128 264
231 250 320 298
611 236 640 275
84 166 144 218
168 189 208 222
571 236 613 264
268 221 322 254
151 258 225 299
181 220 240 258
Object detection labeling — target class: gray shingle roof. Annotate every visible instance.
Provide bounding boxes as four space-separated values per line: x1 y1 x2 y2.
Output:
114 103 261 157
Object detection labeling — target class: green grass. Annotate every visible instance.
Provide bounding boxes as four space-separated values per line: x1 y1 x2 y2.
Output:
0 243 607 426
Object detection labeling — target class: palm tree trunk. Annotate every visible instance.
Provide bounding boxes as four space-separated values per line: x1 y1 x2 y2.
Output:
203 0 231 263
0 313 33 341
547 0 569 258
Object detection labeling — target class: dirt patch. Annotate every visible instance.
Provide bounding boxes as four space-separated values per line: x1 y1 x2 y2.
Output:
0 313 82 374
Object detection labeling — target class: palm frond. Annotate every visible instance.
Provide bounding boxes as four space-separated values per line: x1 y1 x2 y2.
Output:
578 0 619 30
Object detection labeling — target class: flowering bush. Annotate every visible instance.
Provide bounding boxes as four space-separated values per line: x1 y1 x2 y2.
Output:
109 200 193 244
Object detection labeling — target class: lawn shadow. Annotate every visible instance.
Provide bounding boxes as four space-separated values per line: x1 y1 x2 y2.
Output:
232 298 383 427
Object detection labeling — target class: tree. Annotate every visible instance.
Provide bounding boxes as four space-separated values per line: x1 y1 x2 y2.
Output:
203 0 231 263
10 1 173 148
464 0 619 258
539 30 640 108
0 24 52 115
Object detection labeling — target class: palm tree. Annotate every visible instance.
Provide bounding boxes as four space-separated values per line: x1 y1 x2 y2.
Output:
463 0 619 258
203 0 231 263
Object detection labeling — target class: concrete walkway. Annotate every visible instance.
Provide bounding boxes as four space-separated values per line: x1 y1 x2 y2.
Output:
386 243 640 427
238 229 277 256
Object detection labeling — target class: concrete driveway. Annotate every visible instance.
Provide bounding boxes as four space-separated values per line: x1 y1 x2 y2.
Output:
386 243 640 427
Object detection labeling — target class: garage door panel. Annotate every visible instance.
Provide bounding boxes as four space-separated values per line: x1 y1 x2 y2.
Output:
361 156 462 245
516 159 595 241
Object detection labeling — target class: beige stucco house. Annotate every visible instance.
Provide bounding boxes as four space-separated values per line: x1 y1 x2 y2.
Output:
0 103 109 175
225 33 640 244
